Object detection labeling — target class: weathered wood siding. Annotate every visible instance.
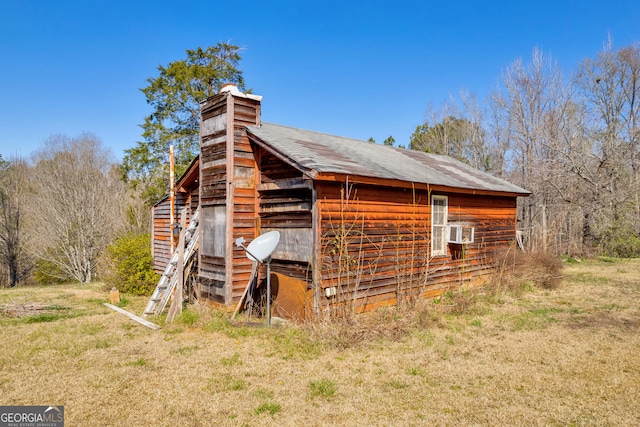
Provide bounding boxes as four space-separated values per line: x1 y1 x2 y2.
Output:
230 106 261 303
199 94 229 302
151 190 196 274
199 92 261 304
316 181 517 312
256 149 314 283
151 198 171 273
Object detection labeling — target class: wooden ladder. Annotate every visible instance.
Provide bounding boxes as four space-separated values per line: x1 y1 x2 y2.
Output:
143 207 200 317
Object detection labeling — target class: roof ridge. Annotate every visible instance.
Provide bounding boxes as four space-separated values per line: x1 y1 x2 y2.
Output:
258 122 378 146
256 122 453 159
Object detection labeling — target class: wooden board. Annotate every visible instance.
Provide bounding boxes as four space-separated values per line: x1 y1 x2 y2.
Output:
103 303 161 330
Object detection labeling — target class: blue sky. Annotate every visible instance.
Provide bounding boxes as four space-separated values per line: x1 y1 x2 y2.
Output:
1 0 639 161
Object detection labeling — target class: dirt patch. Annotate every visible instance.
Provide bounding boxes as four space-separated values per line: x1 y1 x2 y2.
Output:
566 311 640 331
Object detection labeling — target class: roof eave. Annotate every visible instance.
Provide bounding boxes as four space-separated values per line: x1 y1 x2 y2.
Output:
175 155 200 191
246 129 318 180
313 172 531 197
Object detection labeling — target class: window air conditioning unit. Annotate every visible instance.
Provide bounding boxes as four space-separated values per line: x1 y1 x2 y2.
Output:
447 224 474 244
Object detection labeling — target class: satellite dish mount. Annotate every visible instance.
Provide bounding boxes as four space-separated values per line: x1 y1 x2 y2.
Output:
235 231 280 326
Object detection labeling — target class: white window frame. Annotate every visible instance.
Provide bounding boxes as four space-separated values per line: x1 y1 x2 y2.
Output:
431 195 448 256
447 224 475 244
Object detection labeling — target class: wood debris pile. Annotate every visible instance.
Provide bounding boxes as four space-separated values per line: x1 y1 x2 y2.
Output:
0 302 57 318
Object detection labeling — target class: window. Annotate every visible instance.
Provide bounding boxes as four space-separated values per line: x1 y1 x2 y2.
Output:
447 224 475 244
431 195 448 256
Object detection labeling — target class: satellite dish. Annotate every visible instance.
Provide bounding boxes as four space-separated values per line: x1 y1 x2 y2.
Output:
245 231 280 262
234 230 280 327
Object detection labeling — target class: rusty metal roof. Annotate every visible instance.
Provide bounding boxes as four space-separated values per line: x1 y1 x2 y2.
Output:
246 123 530 195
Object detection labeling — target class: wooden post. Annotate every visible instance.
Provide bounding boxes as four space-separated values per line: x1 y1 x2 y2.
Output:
167 208 186 323
231 261 258 319
169 145 176 253
541 204 548 253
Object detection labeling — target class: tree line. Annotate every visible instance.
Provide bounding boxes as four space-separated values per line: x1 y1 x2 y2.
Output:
1 39 638 287
0 135 147 287
409 39 640 257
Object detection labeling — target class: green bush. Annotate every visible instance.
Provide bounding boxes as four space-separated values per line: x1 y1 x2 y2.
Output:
598 230 640 258
106 233 158 295
33 258 68 285
596 215 640 258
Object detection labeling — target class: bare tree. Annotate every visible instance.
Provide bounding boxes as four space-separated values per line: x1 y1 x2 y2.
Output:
123 186 152 233
0 156 33 287
411 94 492 171
410 98 460 155
486 41 640 256
459 90 492 171
414 40 640 256
487 89 511 179
29 134 127 283
574 39 640 255
489 48 572 252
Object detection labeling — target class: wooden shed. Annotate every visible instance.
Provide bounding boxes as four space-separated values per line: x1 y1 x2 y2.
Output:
153 84 530 317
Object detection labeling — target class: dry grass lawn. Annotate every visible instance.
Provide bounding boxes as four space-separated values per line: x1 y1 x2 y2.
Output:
1 257 638 426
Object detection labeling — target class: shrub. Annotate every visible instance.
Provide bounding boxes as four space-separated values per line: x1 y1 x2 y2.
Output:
598 226 640 258
32 258 67 286
105 233 158 295
301 308 414 349
492 249 564 293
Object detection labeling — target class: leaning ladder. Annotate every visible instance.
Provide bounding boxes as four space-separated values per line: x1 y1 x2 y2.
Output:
143 207 200 317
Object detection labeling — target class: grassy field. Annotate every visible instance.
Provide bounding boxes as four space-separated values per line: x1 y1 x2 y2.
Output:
1 258 638 426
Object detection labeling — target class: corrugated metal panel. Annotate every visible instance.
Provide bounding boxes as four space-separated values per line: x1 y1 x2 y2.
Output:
246 123 530 195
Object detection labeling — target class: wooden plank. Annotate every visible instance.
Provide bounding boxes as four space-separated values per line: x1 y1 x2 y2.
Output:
257 178 313 191
231 261 258 319
166 208 187 323
224 92 235 305
266 227 313 262
103 303 161 330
